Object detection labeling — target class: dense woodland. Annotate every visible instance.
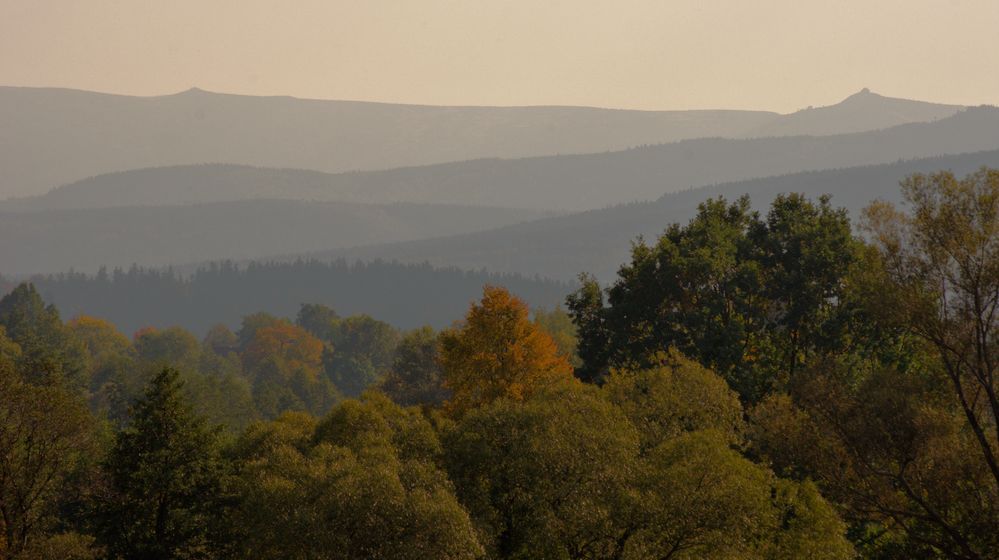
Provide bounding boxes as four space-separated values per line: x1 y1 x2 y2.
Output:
1 169 997 559
8 260 569 335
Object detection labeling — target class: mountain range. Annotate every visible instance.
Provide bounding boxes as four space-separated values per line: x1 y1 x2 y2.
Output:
0 86 962 199
1 86 995 287
304 150 999 282
4 105 995 214
0 199 546 274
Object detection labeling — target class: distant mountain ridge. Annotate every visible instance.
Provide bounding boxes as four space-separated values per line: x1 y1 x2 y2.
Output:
302 150 999 282
5 105 996 214
0 86 964 199
0 199 547 274
740 88 961 137
0 165 361 212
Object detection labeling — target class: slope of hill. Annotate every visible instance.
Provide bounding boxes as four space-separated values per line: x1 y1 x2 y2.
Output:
7 105 997 214
0 199 546 274
0 165 363 212
0 86 775 198
741 88 961 137
307 150 999 282
10 260 571 336
0 87 964 199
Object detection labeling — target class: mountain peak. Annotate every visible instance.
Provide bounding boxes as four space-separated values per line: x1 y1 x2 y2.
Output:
841 88 880 103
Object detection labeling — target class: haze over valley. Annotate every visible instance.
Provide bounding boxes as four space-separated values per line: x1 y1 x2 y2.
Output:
2 3 999 558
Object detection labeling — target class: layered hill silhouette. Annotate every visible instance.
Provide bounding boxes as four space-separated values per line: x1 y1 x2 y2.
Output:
0 199 546 274
5 105 996 214
305 150 999 282
740 88 960 137
0 86 962 199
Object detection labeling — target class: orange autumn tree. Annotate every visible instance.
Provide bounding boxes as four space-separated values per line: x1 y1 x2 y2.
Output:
439 286 574 415
242 321 324 381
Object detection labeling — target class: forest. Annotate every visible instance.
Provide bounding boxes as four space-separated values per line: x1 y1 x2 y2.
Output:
12 259 569 335
1 168 997 560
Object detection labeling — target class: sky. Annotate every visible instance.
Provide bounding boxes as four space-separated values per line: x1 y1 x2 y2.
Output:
1 0 998 113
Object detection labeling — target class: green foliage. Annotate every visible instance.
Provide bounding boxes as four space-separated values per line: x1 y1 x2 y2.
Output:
239 317 339 420
13 532 100 560
134 327 203 372
533 306 582 368
568 194 860 401
627 429 775 559
602 352 744 450
94 368 229 560
379 326 449 407
127 326 259 432
0 284 88 389
443 381 640 559
201 324 237 357
0 366 96 559
750 358 999 558
15 173 999 558
232 393 482 559
768 479 854 560
235 312 283 351
294 303 339 342
322 314 400 397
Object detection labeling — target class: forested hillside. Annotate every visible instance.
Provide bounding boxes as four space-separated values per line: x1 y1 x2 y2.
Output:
12 259 570 335
0 199 547 274
311 150 999 281
262 106 999 211
2 171 997 559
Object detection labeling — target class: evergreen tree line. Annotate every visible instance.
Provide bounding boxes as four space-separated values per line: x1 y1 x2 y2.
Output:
7 259 569 336
1 168 997 559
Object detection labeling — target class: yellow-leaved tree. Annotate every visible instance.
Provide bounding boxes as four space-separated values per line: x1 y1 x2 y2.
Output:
439 286 573 415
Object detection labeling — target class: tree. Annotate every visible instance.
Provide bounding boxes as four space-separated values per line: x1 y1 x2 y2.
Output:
94 368 229 560
67 316 132 376
379 326 449 407
750 359 998 559
443 382 640 559
235 312 283 351
238 320 337 418
232 393 482 559
627 429 775 559
241 322 323 381
0 283 87 389
67 316 135 410
440 286 574 415
322 314 400 397
568 195 859 402
201 325 237 357
0 366 96 560
863 168 999 493
602 352 744 450
133 327 202 373
294 303 339 342
533 306 582 368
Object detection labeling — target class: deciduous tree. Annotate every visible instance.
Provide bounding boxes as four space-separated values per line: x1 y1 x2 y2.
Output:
440 286 573 415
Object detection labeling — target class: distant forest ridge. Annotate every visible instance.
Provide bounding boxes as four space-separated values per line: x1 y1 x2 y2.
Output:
0 85 964 199
3 105 996 213
4 259 572 336
308 149 999 282
0 198 549 275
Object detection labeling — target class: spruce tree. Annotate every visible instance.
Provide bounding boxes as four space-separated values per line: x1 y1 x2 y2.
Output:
95 368 228 560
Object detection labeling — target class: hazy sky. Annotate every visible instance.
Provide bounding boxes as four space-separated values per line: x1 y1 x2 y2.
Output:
2 0 998 112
